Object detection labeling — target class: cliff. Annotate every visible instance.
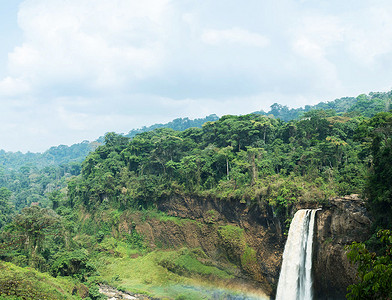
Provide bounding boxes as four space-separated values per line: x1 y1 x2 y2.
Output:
313 195 372 299
155 194 284 295
113 194 371 299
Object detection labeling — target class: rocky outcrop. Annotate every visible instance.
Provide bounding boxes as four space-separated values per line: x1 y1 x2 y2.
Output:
99 284 156 300
312 195 372 299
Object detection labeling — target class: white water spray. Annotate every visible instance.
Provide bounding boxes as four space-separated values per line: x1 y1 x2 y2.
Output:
275 209 320 300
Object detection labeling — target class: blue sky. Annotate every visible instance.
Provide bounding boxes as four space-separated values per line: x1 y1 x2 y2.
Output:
1 0 392 152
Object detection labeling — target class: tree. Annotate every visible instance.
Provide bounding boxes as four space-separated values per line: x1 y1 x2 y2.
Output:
323 136 348 167
346 230 392 299
104 132 129 149
51 249 95 279
0 187 13 229
359 112 392 227
48 190 65 210
244 147 264 185
218 146 234 180
2 206 62 268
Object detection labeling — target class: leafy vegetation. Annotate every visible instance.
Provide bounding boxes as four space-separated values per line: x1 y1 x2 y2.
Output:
0 260 82 299
67 110 369 223
0 90 391 298
346 230 392 299
0 141 97 170
359 112 392 227
255 90 391 121
0 163 79 211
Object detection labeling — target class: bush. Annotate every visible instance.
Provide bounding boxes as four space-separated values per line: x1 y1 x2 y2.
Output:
51 250 96 279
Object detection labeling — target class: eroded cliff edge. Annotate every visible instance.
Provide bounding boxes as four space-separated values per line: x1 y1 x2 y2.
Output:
312 195 372 299
156 194 284 296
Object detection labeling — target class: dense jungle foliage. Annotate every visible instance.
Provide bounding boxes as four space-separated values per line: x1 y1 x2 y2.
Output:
72 111 365 215
0 91 391 299
0 141 97 170
255 90 392 121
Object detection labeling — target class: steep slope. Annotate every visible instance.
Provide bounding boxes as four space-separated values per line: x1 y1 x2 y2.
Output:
313 196 372 299
0 261 86 299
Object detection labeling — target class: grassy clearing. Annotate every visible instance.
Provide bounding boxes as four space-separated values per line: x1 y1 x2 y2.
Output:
156 248 233 279
96 248 239 299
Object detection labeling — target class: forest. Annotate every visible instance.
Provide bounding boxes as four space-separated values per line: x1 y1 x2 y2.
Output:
0 91 391 299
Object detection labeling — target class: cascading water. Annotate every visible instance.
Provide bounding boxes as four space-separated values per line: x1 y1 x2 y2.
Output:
275 209 320 300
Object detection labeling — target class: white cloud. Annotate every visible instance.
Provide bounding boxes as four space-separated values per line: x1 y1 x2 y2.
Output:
290 15 344 92
291 15 344 58
344 4 392 66
56 106 90 131
202 28 270 48
6 0 172 95
0 76 30 96
2 0 392 152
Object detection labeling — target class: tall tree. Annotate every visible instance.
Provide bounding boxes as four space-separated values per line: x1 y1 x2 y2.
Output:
0 187 13 229
362 112 392 227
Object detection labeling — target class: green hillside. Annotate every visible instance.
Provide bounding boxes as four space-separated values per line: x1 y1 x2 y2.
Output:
255 91 391 121
0 260 85 299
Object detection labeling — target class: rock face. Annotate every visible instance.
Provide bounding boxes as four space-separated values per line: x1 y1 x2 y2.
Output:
118 193 371 299
156 194 284 296
312 195 372 299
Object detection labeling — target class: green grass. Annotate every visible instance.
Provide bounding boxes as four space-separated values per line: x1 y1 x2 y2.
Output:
96 248 237 299
0 256 268 300
156 248 233 279
142 209 194 225
217 224 245 249
0 261 81 300
241 246 257 267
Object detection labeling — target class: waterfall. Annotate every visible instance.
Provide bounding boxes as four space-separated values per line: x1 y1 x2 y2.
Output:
275 209 320 300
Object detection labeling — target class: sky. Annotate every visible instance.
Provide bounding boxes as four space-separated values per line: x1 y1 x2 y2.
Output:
1 0 392 153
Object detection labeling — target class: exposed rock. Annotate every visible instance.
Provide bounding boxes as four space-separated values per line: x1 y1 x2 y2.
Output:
312 195 372 299
156 194 284 296
99 284 154 300
72 283 89 298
